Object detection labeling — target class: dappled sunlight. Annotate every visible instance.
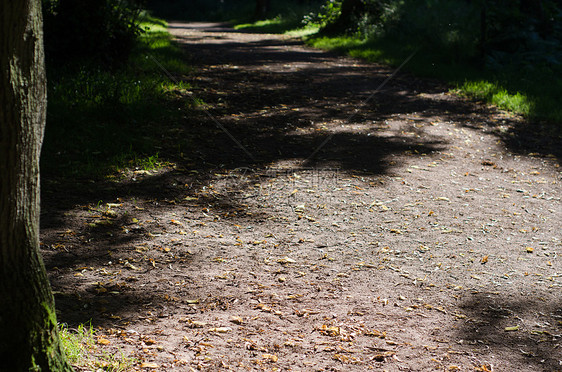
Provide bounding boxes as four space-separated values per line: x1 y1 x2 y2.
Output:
40 21 561 371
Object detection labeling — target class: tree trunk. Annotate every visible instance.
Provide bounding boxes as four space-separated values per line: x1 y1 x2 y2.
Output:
0 1 73 370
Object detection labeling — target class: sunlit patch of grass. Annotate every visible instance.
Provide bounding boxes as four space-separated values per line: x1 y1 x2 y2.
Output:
305 33 562 128
306 35 364 51
235 18 288 33
235 18 320 36
59 323 137 371
233 1 323 35
285 24 320 38
461 81 532 114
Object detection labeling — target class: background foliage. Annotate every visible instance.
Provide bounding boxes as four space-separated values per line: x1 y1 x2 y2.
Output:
300 0 562 127
43 0 145 66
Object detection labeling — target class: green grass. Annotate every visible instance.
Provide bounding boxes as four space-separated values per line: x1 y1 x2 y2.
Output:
41 13 192 178
232 1 323 36
460 81 532 114
305 34 562 130
234 17 320 36
59 323 137 371
232 4 561 127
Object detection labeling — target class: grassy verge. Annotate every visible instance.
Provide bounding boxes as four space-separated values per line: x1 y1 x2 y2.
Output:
59 323 137 371
306 34 562 132
41 13 192 178
232 1 322 37
234 11 561 134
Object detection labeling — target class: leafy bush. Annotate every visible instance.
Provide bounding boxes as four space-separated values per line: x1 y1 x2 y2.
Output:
303 0 343 29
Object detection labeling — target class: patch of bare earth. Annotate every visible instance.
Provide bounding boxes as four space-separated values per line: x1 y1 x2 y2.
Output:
41 23 561 371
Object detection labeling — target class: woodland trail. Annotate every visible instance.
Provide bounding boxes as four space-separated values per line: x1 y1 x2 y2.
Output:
42 22 561 371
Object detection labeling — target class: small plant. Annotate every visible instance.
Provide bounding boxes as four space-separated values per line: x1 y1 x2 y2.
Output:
59 323 137 371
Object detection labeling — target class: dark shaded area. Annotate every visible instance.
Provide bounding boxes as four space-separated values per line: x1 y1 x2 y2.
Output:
145 0 251 21
42 0 143 67
42 22 559 329
457 293 562 372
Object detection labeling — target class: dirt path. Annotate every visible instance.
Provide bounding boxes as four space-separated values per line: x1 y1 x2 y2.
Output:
42 23 561 371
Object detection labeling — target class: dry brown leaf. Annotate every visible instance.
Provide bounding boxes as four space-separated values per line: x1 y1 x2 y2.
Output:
262 354 278 363
277 256 296 264
189 320 207 328
209 327 232 333
319 325 340 337
140 362 159 368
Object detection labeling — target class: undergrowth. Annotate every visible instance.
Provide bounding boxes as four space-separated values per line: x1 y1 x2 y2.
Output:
233 1 562 133
41 13 191 178
233 1 323 35
305 34 562 132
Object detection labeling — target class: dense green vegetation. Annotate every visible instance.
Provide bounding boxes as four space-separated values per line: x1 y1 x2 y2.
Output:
234 0 562 131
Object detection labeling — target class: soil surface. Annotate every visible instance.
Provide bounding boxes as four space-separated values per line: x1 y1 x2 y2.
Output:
41 22 562 371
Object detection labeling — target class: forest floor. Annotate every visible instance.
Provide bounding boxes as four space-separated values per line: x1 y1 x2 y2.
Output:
41 22 561 371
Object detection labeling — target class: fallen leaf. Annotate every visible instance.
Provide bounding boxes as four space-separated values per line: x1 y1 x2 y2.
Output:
209 327 232 333
189 320 207 328
123 261 140 271
319 325 340 337
332 353 350 363
230 316 244 324
97 338 111 345
481 255 488 264
277 256 296 264
140 362 159 368
262 354 278 363
475 365 493 372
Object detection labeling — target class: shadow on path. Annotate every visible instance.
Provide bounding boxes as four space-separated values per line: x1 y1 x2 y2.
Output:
42 22 560 330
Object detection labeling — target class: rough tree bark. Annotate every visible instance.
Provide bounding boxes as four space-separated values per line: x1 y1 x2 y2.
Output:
0 1 73 370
